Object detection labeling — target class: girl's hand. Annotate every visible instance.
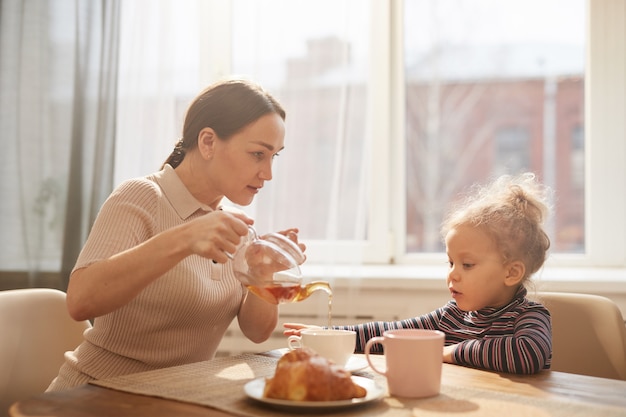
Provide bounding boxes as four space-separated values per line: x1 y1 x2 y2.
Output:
282 322 322 336
443 343 458 363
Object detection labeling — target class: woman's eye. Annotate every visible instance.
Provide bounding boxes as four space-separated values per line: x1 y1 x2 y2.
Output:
252 152 264 160
462 263 474 269
272 152 281 159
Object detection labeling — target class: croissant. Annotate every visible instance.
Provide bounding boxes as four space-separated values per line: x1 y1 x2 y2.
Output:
263 347 367 401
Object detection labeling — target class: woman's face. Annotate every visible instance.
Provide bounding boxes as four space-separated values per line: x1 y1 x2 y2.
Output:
208 112 285 206
445 224 514 311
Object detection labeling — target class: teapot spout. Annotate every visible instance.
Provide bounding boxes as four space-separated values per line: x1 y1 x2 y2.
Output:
297 281 332 301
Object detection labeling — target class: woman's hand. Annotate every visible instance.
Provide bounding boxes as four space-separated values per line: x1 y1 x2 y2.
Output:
275 228 307 257
282 322 323 336
187 210 253 263
243 227 307 282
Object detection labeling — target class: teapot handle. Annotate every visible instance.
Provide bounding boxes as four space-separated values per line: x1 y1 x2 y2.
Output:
247 226 259 241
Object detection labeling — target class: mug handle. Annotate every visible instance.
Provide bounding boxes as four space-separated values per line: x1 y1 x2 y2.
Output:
287 335 302 350
364 336 386 375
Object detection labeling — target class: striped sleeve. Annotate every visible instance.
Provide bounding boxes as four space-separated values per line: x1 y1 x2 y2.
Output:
333 308 445 353
452 306 552 374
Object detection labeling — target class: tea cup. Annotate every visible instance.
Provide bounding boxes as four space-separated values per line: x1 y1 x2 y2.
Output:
287 329 356 368
364 329 444 398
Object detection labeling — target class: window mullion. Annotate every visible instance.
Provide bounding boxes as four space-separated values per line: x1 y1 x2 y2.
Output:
584 0 626 267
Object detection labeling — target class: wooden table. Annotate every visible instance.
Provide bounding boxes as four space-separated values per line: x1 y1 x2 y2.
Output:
9 351 626 417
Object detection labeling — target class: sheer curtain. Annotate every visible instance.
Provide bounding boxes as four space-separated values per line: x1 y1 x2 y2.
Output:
114 0 374 265
0 0 120 289
113 0 219 186
1 0 373 289
229 0 375 268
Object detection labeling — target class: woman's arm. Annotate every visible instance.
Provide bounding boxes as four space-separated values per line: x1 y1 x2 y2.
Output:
67 209 251 321
237 291 279 343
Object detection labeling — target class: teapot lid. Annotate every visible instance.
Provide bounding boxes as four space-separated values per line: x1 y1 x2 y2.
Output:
232 227 303 287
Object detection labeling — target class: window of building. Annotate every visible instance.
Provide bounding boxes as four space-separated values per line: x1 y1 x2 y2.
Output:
402 0 586 259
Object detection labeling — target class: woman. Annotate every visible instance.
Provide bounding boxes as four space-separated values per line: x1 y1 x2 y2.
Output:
48 78 304 390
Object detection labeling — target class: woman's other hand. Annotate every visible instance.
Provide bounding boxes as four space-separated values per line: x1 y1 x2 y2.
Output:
277 228 306 255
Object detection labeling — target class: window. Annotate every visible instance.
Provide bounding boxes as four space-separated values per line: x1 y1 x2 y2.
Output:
231 0 372 245
402 0 587 258
3 0 623 273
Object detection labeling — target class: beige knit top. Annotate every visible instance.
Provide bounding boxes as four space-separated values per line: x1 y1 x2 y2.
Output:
47 165 246 391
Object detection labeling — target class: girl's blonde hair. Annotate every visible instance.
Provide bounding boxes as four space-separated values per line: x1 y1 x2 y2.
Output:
441 173 552 280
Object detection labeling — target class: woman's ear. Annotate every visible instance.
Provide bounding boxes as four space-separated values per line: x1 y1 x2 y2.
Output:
197 127 217 160
504 261 526 287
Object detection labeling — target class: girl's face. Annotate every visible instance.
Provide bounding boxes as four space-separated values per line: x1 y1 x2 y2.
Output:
445 224 516 311
206 113 285 206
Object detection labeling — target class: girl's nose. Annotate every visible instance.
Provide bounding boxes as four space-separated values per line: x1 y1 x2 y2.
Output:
448 266 460 281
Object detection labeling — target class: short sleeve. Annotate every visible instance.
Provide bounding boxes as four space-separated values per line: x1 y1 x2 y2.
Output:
72 178 161 271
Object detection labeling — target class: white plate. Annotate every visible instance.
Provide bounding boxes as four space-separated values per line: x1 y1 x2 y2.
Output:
244 375 384 411
345 356 369 373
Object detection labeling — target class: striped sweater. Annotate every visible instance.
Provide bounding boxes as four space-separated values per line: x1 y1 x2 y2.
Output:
335 286 552 374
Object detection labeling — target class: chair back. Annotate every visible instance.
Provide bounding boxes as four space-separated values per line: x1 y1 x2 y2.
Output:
537 291 626 380
0 288 91 415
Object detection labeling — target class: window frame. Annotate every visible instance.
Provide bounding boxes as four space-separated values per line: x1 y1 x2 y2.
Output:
581 0 626 268
303 0 625 270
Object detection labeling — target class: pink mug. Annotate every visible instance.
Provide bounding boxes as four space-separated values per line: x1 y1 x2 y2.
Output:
364 329 445 398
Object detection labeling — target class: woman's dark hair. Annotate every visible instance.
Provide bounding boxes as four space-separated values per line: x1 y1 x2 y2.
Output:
162 79 286 169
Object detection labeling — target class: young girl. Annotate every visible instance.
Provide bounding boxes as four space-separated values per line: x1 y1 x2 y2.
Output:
285 173 552 374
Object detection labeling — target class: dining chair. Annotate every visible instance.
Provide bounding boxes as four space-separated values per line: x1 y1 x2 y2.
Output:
537 291 626 380
0 288 91 416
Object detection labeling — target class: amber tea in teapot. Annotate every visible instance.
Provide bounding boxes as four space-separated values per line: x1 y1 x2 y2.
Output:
247 279 333 327
246 279 332 305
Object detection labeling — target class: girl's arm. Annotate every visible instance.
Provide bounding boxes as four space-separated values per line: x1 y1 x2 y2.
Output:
451 308 552 374
332 309 444 353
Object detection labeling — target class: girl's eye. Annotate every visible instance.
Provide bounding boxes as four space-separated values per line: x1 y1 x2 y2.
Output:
448 260 474 269
272 152 281 159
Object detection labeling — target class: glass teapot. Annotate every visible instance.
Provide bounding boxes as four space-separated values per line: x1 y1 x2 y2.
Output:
231 227 331 305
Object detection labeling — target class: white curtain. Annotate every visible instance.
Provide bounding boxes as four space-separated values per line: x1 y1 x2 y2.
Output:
0 0 372 289
113 0 213 186
0 0 120 288
114 0 373 259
